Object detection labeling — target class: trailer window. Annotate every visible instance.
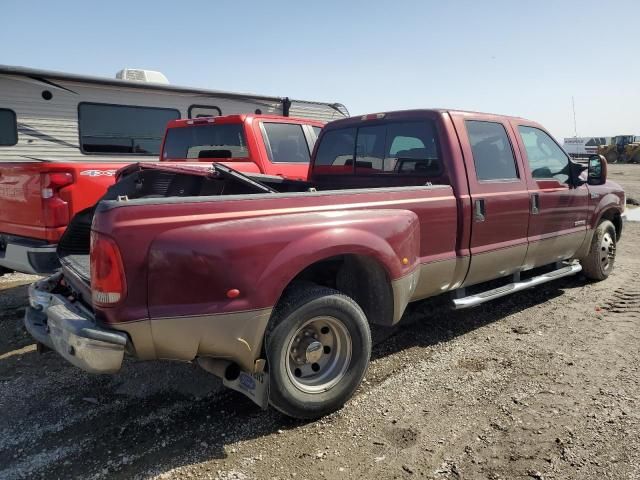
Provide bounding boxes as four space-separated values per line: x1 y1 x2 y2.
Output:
188 105 222 118
79 103 180 155
466 120 519 181
163 124 248 159
262 123 311 163
0 109 17 146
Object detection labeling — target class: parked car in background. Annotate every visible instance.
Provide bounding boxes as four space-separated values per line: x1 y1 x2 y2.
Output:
159 114 323 180
0 65 345 275
26 109 624 419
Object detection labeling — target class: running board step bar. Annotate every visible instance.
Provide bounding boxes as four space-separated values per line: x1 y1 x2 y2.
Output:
452 263 582 310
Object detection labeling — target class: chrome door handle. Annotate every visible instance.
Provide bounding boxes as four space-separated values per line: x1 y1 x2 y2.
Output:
531 193 540 215
474 199 486 222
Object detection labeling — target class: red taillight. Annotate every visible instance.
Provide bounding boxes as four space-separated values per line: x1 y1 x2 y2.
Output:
90 232 126 306
41 172 73 198
41 171 74 228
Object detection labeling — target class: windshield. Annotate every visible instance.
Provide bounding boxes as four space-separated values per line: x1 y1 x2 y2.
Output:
162 124 249 160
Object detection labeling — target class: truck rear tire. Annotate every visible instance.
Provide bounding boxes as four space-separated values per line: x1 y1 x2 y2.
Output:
266 285 371 419
581 220 617 281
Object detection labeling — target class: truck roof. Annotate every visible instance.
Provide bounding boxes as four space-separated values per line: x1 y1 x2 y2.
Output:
323 108 532 129
166 114 326 129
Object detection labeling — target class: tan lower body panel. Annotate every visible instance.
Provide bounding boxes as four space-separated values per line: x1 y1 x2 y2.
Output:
462 243 528 288
116 308 272 372
523 231 586 270
391 269 419 323
389 257 469 324
113 320 157 360
412 257 469 301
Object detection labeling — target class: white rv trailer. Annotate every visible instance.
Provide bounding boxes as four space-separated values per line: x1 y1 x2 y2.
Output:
563 136 610 159
0 65 349 163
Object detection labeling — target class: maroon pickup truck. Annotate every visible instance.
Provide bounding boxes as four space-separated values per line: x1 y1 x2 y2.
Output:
26 109 625 419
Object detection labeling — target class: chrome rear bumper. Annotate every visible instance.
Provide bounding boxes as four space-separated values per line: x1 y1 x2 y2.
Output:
24 277 128 374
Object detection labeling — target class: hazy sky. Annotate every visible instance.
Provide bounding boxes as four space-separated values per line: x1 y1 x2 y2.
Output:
2 0 638 140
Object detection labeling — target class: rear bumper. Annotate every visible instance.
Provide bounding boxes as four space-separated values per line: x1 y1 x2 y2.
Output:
0 234 59 274
24 276 128 374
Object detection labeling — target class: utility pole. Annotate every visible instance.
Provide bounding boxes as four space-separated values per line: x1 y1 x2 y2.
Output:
572 96 578 139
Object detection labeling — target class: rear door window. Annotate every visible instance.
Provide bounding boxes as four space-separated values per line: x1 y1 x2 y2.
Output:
162 124 248 159
0 109 17 146
466 120 519 181
262 123 311 163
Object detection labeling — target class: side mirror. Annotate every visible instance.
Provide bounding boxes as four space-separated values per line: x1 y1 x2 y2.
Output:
588 154 608 185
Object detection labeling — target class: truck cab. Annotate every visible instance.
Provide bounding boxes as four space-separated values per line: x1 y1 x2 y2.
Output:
159 114 324 181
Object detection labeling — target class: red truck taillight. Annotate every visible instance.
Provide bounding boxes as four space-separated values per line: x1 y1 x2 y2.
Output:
41 171 74 228
90 231 126 306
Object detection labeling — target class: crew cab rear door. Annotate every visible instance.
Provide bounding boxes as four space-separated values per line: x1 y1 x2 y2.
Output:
450 113 531 287
511 122 588 268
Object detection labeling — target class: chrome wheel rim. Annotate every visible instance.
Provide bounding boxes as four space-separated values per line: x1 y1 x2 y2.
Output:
600 231 616 271
285 316 352 394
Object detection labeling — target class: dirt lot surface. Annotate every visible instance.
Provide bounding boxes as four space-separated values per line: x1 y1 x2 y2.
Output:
1 165 639 480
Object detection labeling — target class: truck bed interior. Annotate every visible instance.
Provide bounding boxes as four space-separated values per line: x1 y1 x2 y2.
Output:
56 164 311 281
57 162 450 282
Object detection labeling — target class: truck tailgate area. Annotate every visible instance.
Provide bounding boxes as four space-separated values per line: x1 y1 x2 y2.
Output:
57 207 92 282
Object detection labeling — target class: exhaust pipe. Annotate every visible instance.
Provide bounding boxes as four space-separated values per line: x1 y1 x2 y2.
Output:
196 357 268 409
197 358 238 379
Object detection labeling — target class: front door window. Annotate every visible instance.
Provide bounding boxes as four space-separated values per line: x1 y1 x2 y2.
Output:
518 126 570 184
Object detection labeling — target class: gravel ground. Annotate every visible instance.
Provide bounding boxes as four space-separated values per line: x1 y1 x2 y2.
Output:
1 165 639 480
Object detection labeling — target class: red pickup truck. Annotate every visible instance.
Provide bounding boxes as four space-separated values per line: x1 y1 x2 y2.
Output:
26 109 625 419
160 114 322 180
0 114 322 275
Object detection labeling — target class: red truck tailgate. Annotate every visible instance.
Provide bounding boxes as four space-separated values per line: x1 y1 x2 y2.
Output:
0 162 125 243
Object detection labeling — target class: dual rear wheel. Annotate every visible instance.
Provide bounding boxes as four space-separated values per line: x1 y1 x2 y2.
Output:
266 286 371 419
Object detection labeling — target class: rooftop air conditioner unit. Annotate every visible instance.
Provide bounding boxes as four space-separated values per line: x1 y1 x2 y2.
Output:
115 68 169 84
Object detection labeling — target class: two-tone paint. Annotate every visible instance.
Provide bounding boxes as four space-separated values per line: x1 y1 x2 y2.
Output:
33 109 626 375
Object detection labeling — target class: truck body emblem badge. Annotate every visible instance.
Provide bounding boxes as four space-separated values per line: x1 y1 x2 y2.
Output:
80 170 117 177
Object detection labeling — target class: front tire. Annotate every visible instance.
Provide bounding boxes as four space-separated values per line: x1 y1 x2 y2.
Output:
266 285 371 419
605 151 618 164
581 220 617 281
